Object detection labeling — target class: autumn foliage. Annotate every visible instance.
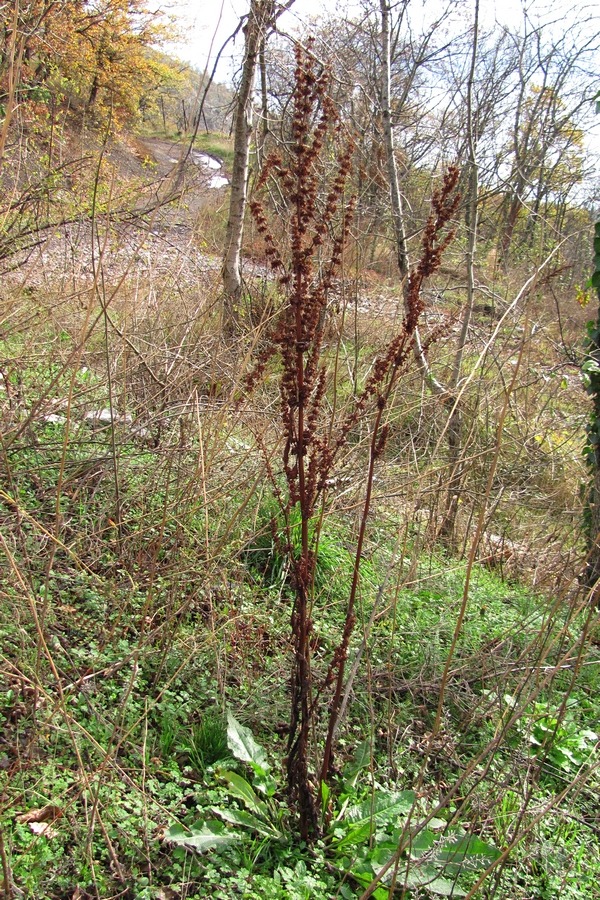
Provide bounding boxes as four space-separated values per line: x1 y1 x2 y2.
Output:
0 0 176 127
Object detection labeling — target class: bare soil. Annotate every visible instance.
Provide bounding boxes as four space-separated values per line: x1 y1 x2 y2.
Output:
2 135 229 296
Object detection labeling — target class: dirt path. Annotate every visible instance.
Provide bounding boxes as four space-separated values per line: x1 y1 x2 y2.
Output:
3 136 230 294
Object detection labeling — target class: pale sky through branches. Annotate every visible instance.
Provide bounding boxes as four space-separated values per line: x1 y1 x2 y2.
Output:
168 0 331 79
167 0 599 166
169 0 532 79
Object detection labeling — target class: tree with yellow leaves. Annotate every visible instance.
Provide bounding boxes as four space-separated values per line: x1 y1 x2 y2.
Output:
1 0 175 128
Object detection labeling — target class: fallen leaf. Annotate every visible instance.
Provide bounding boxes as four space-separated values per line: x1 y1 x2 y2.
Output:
72 888 95 899
16 804 63 825
28 821 59 838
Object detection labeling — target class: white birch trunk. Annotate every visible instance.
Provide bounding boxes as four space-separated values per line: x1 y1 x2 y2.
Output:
379 0 444 394
222 0 275 327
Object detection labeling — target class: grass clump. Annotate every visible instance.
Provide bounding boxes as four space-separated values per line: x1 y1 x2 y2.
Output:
185 711 229 774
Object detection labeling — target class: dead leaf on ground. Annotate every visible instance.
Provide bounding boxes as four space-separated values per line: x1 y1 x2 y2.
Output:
16 804 63 825
16 804 63 837
72 888 95 900
28 821 59 838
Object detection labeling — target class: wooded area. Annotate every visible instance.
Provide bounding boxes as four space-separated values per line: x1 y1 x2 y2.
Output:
1 1 599 898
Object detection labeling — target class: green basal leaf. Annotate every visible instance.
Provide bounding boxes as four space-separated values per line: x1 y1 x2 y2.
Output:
166 819 241 852
345 790 416 827
343 738 372 787
434 830 501 876
335 791 415 849
211 806 283 840
219 770 269 816
582 359 600 374
227 711 270 774
405 867 467 896
335 822 373 848
253 768 278 797
356 849 467 896
409 828 436 856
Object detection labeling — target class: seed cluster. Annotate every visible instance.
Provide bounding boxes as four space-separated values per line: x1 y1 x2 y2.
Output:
248 43 355 520
245 41 460 839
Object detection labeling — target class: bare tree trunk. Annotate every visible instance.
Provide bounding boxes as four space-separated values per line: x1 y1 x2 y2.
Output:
439 0 480 547
222 0 276 329
585 220 600 604
379 0 444 393
180 99 188 133
256 36 269 170
88 73 100 108
380 0 409 281
499 186 524 264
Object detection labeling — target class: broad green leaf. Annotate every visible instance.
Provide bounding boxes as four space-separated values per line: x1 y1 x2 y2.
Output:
349 864 389 900
359 852 467 895
220 770 269 817
227 711 270 773
405 867 467 896
582 359 600 374
350 856 378 879
409 828 436 857
337 791 415 848
321 779 330 811
167 820 240 852
343 739 372 786
434 831 501 876
337 824 383 848
438 831 500 861
211 806 282 840
345 790 416 827
253 769 278 797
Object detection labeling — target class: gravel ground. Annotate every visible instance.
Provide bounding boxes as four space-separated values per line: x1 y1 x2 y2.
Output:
2 137 229 297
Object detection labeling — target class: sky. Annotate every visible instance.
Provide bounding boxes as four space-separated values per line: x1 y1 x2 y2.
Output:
167 0 531 80
166 0 599 161
167 0 335 80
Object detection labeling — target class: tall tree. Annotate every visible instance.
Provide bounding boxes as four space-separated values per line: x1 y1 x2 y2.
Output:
584 220 600 600
0 0 173 127
497 19 596 262
379 0 448 392
222 0 294 326
439 0 480 544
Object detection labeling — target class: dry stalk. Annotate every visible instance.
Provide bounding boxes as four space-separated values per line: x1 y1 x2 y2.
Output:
245 42 460 839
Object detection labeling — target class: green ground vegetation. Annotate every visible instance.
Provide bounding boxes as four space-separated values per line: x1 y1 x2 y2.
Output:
0 289 598 898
